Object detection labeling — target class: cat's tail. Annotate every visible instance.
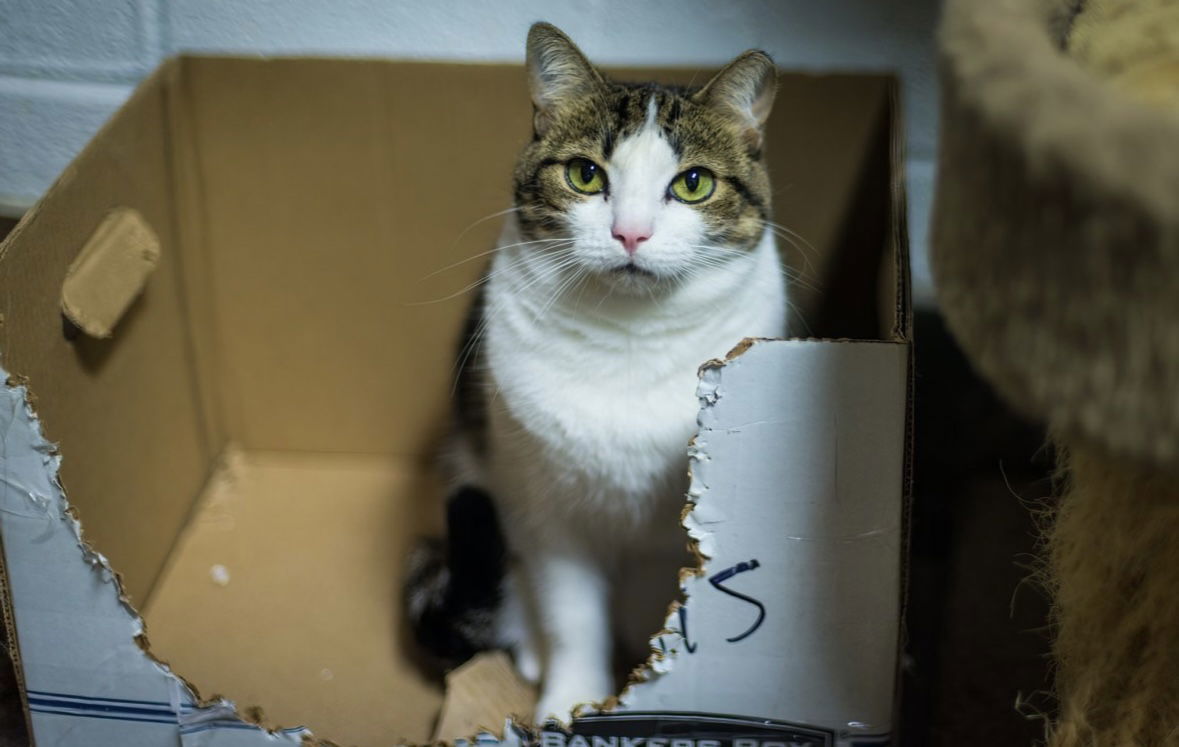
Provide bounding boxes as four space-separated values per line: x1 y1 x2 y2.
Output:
404 485 508 667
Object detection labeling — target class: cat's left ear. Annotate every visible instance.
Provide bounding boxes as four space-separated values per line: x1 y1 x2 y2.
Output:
526 23 604 137
693 51 777 150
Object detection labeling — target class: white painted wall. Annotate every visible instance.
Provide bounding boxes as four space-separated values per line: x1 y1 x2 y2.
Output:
0 0 941 303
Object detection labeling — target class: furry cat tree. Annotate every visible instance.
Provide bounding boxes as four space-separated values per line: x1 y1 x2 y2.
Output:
933 0 1179 743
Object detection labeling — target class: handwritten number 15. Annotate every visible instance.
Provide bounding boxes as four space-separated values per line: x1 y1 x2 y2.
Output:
675 558 766 652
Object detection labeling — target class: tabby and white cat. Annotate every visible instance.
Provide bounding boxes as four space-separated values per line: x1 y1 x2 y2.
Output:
407 23 786 725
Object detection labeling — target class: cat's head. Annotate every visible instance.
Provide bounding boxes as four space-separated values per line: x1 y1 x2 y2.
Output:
512 22 777 294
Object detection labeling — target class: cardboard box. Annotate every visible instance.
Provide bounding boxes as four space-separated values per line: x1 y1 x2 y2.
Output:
0 57 911 747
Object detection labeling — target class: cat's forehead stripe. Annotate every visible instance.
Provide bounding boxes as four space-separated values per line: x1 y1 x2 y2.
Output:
601 87 686 160
607 97 679 189
513 73 771 246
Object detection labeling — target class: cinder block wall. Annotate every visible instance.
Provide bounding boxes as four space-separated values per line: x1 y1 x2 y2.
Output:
0 0 940 303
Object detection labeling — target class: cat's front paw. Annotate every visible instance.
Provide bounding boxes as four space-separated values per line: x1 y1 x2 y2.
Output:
513 642 542 685
533 680 610 726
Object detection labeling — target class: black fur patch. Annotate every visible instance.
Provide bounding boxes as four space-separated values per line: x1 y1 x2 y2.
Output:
405 486 507 666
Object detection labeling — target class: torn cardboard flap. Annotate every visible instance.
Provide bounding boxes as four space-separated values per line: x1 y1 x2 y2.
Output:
0 376 308 747
60 207 160 339
621 339 907 737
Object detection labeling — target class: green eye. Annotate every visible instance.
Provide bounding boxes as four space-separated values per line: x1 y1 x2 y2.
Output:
669 168 716 204
566 158 606 195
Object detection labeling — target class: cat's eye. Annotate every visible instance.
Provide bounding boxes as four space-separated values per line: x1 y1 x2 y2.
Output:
565 158 606 195
669 167 716 204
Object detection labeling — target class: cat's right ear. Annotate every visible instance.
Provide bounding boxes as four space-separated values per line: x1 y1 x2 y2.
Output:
526 23 603 137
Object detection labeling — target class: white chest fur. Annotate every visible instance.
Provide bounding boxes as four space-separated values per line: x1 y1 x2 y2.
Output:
482 223 787 534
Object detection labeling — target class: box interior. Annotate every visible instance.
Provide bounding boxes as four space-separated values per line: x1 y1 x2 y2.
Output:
0 57 902 745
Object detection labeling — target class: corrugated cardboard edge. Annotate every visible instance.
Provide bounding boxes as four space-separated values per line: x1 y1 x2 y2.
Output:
0 370 314 745
609 340 759 709
884 76 916 734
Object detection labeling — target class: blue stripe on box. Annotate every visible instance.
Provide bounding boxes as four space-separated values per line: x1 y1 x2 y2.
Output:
28 689 308 736
181 722 309 736
27 689 196 709
181 722 259 734
28 695 178 718
30 707 177 725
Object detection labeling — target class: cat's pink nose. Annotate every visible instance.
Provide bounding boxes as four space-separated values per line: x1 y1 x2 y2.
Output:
612 224 652 256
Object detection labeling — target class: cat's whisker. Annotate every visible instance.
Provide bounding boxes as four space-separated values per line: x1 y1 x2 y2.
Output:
772 237 818 278
538 262 591 318
685 243 821 294
413 242 581 306
425 205 526 286
450 319 488 397
758 218 815 250
420 236 575 281
669 264 730 320
419 247 505 282
756 219 819 275
497 237 577 253
781 266 821 294
593 278 617 312
509 254 586 314
674 257 809 333
447 205 522 251
762 221 812 248
406 276 496 306
645 280 671 315
785 297 814 337
572 266 594 311
446 250 576 395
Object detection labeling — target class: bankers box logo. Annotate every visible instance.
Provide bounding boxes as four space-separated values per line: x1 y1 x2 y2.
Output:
534 712 889 747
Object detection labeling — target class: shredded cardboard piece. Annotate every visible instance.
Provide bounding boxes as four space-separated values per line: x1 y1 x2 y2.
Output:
433 652 536 743
60 206 160 339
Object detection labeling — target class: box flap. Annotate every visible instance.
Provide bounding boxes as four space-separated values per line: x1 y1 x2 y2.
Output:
616 340 906 735
0 60 212 605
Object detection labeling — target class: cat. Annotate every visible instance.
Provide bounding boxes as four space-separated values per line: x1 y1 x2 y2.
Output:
406 22 787 726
